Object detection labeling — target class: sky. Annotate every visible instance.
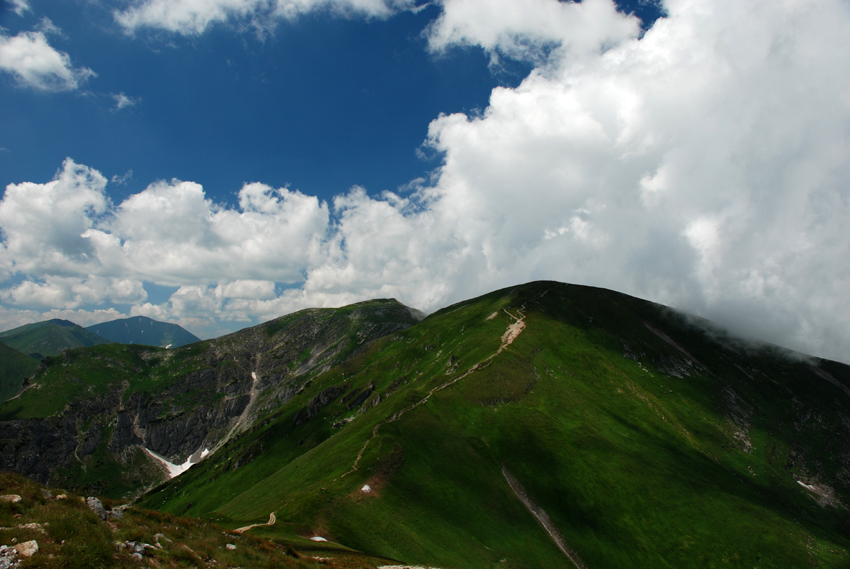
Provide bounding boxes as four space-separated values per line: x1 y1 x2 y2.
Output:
0 0 849 364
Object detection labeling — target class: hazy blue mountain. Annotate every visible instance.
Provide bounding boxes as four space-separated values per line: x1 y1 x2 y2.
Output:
0 319 109 359
87 316 200 348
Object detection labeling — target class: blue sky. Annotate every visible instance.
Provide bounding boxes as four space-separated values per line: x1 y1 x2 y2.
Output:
1 0 849 364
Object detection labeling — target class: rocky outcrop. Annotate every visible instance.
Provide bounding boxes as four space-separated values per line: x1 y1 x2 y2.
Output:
0 418 78 484
293 385 347 426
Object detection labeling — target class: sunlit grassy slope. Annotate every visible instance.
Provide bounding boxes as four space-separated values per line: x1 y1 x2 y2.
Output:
141 281 850 568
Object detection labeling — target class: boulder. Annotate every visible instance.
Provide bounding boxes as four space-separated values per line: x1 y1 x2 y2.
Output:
15 540 38 557
86 497 107 520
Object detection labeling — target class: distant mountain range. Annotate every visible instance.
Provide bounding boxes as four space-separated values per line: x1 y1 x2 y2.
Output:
0 319 109 359
0 317 199 403
1 282 850 567
87 316 200 348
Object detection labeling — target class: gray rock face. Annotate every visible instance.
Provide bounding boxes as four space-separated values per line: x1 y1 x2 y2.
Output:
293 385 347 425
0 418 78 484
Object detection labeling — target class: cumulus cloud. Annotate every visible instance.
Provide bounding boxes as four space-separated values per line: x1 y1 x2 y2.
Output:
426 0 640 62
3 0 850 362
0 163 329 301
0 159 109 279
0 276 147 309
114 0 417 35
0 29 95 91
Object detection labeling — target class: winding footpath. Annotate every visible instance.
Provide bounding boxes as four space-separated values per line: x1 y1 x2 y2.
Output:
233 512 276 534
343 306 528 477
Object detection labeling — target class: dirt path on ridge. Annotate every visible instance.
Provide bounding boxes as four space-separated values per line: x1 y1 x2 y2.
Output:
342 302 533 478
233 512 276 534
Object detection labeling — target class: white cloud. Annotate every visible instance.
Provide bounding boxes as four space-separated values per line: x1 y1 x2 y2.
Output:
0 165 329 296
0 276 147 309
111 170 133 185
0 159 109 278
0 30 95 91
8 0 30 17
111 92 138 111
426 0 639 62
114 0 416 35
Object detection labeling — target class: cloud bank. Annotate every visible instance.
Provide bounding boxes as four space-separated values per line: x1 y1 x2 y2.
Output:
3 0 850 363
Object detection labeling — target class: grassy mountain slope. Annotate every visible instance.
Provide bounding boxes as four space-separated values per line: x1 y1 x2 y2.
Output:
0 299 421 499
87 316 201 348
0 319 108 358
142 281 850 569
0 341 38 402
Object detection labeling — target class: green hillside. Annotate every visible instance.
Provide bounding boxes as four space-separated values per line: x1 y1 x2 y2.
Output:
0 299 422 498
87 316 200 348
0 319 108 358
140 282 850 569
0 340 38 402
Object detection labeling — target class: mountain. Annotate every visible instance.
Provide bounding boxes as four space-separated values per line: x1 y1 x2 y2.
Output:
3 281 850 567
138 282 850 568
0 299 422 498
0 341 39 402
87 316 200 348
0 319 109 359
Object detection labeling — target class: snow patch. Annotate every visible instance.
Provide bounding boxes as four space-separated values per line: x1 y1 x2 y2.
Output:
144 446 211 479
251 371 258 383
309 536 327 542
361 484 372 493
798 480 816 490
144 448 194 478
